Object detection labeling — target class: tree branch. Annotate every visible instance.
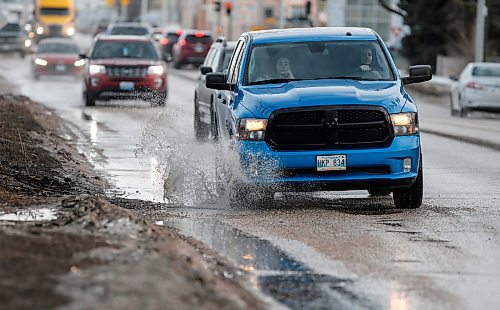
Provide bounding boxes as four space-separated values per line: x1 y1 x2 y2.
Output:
378 0 407 17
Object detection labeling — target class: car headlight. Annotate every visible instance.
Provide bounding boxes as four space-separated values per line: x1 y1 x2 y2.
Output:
36 26 44 34
74 59 85 67
66 27 75 36
89 64 106 75
147 65 164 75
236 119 267 140
391 112 418 136
24 39 32 48
34 58 48 66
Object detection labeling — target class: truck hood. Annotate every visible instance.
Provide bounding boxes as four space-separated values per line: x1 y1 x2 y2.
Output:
90 59 161 66
36 53 79 63
239 79 408 118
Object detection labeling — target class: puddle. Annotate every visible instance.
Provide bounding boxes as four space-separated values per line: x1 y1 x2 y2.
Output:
0 208 57 222
161 217 370 309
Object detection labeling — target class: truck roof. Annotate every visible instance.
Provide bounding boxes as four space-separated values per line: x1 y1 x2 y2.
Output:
248 27 379 44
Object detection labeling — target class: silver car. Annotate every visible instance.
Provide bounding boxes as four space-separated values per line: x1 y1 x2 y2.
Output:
450 62 500 117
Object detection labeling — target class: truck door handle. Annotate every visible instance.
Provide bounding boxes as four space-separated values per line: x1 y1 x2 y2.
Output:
225 119 229 128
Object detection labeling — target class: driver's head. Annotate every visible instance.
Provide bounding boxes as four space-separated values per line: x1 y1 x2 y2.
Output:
276 57 291 77
360 47 373 65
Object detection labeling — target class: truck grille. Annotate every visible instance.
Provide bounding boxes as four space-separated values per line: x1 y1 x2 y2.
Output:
266 106 393 151
48 25 63 36
106 66 148 78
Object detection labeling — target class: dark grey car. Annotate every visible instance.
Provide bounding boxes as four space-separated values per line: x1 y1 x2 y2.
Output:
194 39 236 140
0 23 28 57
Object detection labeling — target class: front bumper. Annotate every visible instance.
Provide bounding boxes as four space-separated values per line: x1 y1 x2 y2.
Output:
233 135 421 191
86 74 167 99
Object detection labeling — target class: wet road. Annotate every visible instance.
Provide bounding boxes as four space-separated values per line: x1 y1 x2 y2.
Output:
1 52 500 309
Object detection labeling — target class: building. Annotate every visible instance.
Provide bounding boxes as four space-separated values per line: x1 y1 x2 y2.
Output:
328 0 403 43
162 0 403 42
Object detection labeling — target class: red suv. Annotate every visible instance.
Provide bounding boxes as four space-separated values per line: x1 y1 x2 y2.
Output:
172 30 214 69
81 35 167 106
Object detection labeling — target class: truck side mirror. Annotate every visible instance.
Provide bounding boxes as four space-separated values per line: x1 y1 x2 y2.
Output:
401 65 432 85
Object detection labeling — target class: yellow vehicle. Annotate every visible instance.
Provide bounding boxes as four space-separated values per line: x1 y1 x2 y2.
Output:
35 0 76 39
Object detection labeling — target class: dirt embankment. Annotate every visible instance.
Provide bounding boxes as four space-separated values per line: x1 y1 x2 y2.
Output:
0 94 265 309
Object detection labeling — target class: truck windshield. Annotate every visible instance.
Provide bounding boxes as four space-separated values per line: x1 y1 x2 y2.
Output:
91 41 158 60
40 8 70 16
246 40 394 85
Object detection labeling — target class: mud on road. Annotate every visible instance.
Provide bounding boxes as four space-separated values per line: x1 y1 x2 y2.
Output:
0 94 265 309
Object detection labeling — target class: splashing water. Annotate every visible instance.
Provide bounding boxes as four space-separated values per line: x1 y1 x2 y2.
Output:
135 105 233 206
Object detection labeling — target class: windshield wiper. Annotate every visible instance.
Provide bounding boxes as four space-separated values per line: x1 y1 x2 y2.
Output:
249 78 301 85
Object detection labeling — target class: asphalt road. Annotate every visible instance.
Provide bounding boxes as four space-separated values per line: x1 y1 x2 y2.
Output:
1 52 499 310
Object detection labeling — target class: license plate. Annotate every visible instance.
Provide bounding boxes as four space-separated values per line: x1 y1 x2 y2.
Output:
194 45 203 53
119 81 134 91
316 155 347 171
55 64 66 72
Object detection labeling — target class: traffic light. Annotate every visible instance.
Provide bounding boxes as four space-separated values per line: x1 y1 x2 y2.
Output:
214 1 221 12
225 1 232 15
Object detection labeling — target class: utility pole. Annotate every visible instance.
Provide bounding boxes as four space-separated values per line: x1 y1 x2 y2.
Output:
162 0 168 25
475 0 486 62
141 0 149 23
279 0 285 28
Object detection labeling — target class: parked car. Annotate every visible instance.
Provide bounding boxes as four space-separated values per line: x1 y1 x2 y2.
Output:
0 23 29 57
450 62 500 117
31 38 82 79
105 22 152 37
206 27 432 208
194 38 236 140
172 30 214 69
81 35 167 106
159 29 183 61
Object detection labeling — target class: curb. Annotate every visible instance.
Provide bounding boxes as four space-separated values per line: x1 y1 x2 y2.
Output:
421 128 500 152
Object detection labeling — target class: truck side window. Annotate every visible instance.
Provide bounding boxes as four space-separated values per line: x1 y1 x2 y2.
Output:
227 40 244 84
229 41 246 85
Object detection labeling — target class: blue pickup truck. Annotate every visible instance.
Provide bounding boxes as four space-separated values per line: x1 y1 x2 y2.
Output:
206 27 431 208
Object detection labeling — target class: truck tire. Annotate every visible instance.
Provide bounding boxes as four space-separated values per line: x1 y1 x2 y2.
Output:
229 184 275 209
393 160 423 209
85 91 96 107
194 96 209 140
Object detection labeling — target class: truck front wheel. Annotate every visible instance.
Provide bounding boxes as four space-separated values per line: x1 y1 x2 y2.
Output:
393 161 423 209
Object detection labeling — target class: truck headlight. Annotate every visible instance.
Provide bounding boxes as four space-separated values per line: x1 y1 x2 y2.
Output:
34 58 48 66
74 59 85 67
236 119 267 140
66 27 75 36
36 26 44 34
391 112 418 136
147 65 164 75
89 64 106 75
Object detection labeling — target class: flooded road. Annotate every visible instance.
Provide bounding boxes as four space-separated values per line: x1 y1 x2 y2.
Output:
1 52 500 309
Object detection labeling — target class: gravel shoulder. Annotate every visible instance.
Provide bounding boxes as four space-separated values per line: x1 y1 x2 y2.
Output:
0 93 265 309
